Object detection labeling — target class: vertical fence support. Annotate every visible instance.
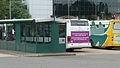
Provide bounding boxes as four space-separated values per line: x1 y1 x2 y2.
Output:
15 23 21 51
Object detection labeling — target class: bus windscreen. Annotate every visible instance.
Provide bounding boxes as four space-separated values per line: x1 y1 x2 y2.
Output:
71 20 89 26
113 22 120 30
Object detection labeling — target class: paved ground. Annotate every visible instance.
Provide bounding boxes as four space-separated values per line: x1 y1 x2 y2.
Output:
0 48 120 68
0 54 120 68
0 48 120 57
0 54 16 57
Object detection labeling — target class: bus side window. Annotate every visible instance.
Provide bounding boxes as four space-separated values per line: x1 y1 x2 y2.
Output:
103 25 105 27
91 22 96 28
96 25 99 28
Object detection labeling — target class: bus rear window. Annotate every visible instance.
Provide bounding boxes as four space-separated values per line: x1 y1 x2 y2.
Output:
113 22 120 30
71 20 89 26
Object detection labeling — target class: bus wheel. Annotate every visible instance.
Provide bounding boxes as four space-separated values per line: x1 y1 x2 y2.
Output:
105 47 113 50
90 40 95 48
66 49 73 52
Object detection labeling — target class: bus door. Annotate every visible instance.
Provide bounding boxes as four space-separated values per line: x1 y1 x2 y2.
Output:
59 23 66 44
113 22 120 44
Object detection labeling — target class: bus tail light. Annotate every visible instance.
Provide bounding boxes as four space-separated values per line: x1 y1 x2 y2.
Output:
67 36 71 43
112 37 114 41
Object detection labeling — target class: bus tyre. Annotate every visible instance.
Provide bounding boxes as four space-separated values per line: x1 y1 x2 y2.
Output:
66 49 73 52
90 40 95 48
105 47 113 50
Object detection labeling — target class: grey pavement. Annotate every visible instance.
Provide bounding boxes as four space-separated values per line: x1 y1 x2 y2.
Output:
0 48 120 57
0 49 75 57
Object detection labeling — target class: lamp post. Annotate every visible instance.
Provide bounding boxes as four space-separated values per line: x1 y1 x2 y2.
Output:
68 0 70 19
9 0 11 19
53 0 55 21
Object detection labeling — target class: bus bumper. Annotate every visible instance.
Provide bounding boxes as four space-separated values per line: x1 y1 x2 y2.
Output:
66 43 91 49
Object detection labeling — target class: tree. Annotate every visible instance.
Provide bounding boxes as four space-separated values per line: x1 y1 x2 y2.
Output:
0 0 31 19
0 0 9 19
11 0 31 19
97 2 109 20
70 0 95 19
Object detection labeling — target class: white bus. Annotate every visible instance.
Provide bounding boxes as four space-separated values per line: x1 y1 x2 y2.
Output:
57 19 91 51
66 19 91 51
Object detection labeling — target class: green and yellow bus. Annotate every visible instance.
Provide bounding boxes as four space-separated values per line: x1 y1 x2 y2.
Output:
90 20 120 49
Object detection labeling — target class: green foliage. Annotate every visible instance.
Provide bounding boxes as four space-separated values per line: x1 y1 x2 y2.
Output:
0 0 31 19
11 1 31 19
0 0 9 19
